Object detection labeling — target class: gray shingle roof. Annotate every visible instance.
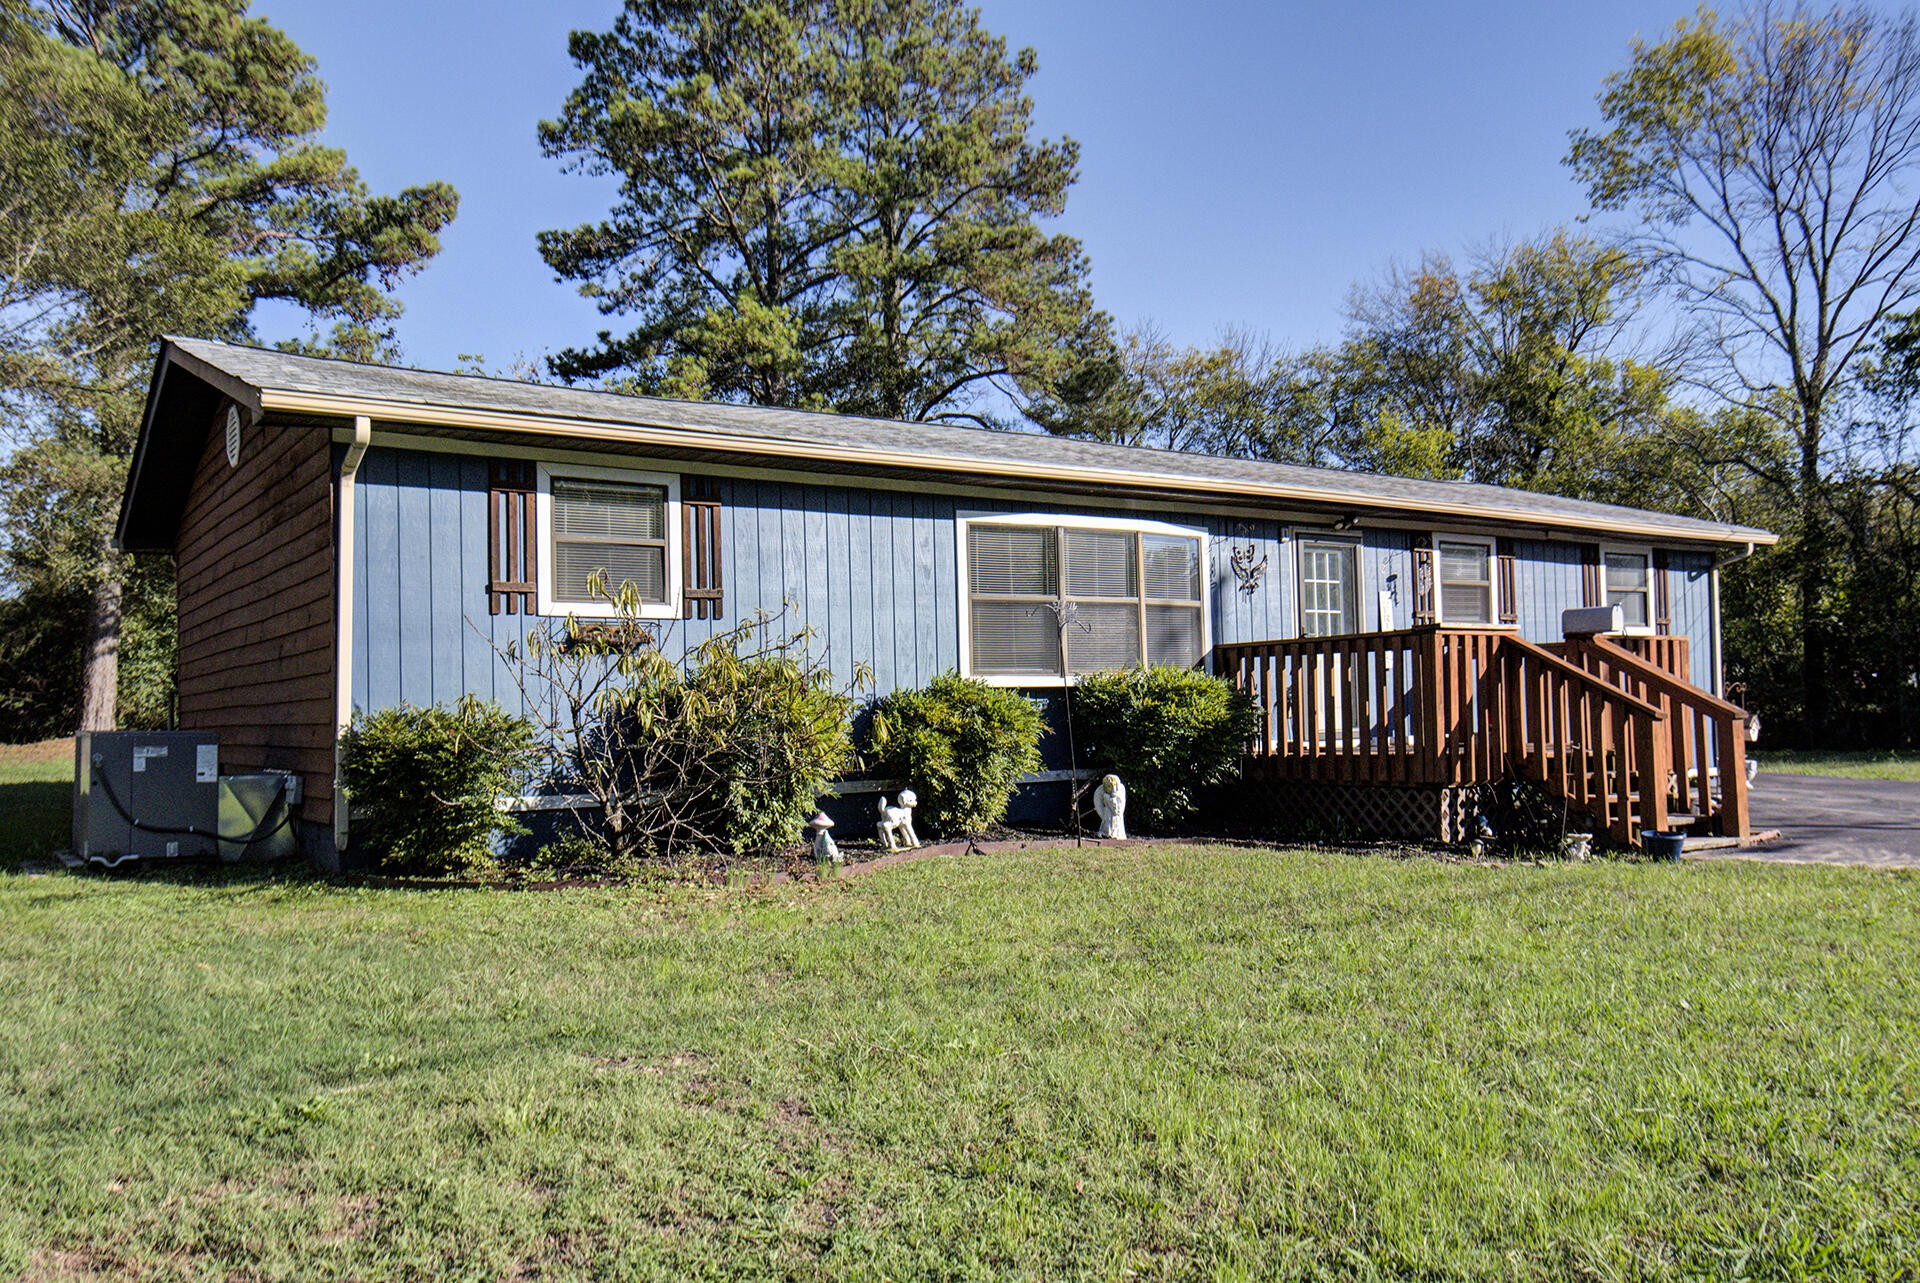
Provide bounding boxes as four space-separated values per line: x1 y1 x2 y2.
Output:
156 336 1774 547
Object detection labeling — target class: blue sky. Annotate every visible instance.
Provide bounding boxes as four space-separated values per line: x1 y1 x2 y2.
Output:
252 0 1694 375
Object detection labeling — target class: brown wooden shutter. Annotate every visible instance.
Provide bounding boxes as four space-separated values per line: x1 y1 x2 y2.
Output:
487 461 536 614
1496 536 1518 625
1411 533 1437 625
682 475 723 619
1653 549 1671 633
1580 543 1602 608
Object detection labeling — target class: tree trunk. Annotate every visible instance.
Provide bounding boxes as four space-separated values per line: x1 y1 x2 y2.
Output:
77 543 123 733
1797 403 1829 746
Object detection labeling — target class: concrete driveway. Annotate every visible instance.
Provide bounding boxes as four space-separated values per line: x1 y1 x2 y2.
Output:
1708 774 1920 868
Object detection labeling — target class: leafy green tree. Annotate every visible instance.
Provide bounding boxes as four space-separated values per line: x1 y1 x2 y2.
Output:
1327 231 1675 499
0 0 457 734
1567 0 1920 740
1031 322 1339 464
538 0 1107 425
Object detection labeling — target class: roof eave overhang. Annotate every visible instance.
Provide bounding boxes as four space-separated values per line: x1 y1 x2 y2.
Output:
260 385 1780 549
116 339 262 552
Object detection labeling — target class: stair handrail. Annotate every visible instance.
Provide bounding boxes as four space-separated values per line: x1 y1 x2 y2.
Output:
1568 635 1750 719
1562 633 1751 837
1500 634 1666 721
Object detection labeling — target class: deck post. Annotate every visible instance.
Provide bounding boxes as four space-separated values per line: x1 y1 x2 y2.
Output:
1718 717 1751 837
1415 630 1443 785
1636 713 1670 839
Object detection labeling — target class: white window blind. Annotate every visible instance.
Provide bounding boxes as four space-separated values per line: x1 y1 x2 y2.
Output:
1437 540 1493 624
1605 551 1651 628
968 526 1061 674
967 521 1204 677
551 478 669 603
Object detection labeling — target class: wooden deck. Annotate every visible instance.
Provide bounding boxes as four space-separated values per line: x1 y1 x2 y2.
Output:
1214 627 1751 850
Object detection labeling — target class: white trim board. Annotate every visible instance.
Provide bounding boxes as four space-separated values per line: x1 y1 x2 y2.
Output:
534 461 683 620
955 511 1211 687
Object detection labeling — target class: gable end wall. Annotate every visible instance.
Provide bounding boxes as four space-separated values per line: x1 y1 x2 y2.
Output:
175 408 335 826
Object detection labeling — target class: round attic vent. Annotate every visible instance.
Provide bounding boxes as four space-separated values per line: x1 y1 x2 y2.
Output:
224 405 242 468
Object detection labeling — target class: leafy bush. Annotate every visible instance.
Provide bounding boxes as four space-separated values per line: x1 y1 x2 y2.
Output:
866 671 1047 837
502 598 859 863
339 697 541 875
1071 666 1256 834
654 632 859 856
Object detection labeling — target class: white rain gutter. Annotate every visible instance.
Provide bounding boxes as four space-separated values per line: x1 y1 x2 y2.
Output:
332 415 371 853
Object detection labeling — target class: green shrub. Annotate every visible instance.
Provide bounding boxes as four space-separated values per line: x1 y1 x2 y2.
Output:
664 637 858 856
866 672 1047 837
339 697 541 875
1071 666 1256 834
512 605 859 862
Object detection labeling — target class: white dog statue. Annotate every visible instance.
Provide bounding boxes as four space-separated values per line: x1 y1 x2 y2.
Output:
1093 774 1127 840
876 789 920 852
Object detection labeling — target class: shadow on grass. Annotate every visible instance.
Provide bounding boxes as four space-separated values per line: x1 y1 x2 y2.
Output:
1 779 69 871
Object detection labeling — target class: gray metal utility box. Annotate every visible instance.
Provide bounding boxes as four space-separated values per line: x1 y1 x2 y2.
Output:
72 731 220 863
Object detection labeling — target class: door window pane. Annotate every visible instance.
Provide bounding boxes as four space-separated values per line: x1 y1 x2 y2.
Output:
1300 542 1357 637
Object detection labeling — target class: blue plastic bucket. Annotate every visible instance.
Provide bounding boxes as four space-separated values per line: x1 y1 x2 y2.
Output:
1642 830 1687 861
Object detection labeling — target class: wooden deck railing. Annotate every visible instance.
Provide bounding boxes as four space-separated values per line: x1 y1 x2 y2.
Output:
1554 633 1750 837
1214 626 1712 848
1547 634 1691 684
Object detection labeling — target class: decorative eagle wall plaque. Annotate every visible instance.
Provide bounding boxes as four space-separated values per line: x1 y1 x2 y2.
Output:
1229 543 1268 597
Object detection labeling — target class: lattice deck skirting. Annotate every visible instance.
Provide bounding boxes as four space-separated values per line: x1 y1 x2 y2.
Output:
1231 780 1474 845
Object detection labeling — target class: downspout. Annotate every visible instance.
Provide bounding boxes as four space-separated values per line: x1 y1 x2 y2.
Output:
333 416 371 854
1709 541 1758 700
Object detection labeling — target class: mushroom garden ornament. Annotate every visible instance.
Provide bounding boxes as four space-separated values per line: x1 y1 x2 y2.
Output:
808 811 840 864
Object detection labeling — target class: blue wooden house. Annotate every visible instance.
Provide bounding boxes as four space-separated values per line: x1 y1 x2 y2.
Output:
118 338 1776 863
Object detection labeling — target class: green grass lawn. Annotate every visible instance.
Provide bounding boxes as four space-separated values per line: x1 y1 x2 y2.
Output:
3 849 1917 1279
1 740 71 870
1752 749 1920 781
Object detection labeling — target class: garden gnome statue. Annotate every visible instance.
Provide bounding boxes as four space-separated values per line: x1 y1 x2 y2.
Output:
808 811 840 864
876 790 920 852
1093 774 1127 839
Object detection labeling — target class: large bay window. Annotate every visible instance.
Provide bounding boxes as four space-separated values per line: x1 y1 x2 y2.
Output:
536 463 681 618
963 516 1207 680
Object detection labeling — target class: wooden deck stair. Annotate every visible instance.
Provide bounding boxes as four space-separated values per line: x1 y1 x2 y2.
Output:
1214 626 1753 851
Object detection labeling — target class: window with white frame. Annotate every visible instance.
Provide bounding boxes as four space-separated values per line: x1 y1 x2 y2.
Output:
1298 538 1358 636
536 463 680 617
1604 548 1653 630
1436 537 1495 625
963 517 1206 680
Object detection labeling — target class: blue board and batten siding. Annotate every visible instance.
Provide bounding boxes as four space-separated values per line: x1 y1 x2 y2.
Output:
350 445 1722 714
1667 552 1717 692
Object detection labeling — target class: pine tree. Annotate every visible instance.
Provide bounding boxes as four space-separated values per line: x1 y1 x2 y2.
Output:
538 0 1108 425
0 0 458 733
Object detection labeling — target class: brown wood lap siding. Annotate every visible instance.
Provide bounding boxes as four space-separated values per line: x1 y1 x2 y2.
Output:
174 406 335 826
